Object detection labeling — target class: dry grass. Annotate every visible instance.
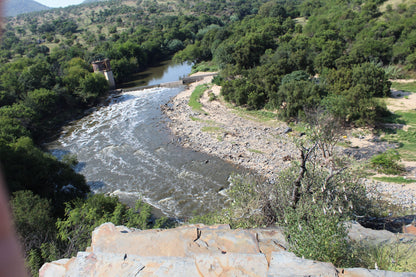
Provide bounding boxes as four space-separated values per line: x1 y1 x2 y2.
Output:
379 0 416 12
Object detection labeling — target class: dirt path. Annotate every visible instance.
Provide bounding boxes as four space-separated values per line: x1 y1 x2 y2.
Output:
386 89 416 112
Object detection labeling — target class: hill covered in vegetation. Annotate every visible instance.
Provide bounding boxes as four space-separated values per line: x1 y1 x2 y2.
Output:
175 0 416 125
4 0 50 17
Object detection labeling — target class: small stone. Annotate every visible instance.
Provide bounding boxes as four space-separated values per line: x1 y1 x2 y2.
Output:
283 127 292 134
403 224 416 235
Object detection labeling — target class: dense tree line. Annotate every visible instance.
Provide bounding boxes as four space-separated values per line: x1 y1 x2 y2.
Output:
174 0 416 125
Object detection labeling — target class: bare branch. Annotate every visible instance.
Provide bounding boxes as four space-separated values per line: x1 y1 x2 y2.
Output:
291 143 318 209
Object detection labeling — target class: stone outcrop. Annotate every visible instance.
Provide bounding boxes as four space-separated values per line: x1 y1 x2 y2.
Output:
348 221 416 244
40 223 416 277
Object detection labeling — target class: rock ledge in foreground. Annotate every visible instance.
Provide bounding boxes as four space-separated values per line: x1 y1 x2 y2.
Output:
39 223 416 277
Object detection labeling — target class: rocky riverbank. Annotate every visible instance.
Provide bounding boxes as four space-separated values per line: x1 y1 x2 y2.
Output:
163 73 416 208
163 73 295 182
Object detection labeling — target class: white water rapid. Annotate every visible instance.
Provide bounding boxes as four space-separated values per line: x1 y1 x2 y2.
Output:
47 87 241 218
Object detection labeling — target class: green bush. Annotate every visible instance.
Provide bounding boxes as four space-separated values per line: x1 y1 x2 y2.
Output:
277 80 324 120
284 202 353 266
370 149 405 175
320 63 391 126
11 191 55 252
211 75 223 86
56 194 170 257
221 78 251 106
208 92 217 101
355 240 416 272
190 127 380 267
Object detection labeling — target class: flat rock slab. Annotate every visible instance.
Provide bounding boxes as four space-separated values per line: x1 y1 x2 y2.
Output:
40 222 416 277
267 251 338 277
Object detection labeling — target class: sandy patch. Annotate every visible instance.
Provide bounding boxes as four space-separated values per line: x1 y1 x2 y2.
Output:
385 89 416 112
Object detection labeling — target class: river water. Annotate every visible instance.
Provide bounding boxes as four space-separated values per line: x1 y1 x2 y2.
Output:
46 62 242 218
118 60 192 88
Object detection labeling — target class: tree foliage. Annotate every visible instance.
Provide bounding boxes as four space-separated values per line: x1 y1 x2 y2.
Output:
56 194 169 257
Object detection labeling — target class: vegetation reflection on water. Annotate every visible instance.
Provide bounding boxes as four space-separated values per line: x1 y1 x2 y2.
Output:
118 60 193 88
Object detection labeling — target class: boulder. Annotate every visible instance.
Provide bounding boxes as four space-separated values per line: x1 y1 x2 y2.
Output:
347 221 416 244
403 224 416 235
339 268 416 277
267 251 338 277
38 259 72 277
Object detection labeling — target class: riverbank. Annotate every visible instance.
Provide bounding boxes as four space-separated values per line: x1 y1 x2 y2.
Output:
163 73 296 182
163 73 416 209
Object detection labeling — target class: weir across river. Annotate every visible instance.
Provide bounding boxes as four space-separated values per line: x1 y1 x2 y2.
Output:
120 72 218 92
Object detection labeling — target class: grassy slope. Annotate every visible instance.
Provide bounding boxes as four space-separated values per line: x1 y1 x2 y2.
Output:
376 81 416 182
7 0 188 52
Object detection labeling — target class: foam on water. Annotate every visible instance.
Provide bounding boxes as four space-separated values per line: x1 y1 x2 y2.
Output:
47 87 241 218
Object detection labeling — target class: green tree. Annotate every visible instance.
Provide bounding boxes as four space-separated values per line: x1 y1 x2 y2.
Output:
11 191 55 254
258 1 287 18
351 62 391 97
233 32 275 69
173 41 203 63
62 59 90 93
56 194 167 257
24 89 58 119
322 63 390 125
0 116 30 143
75 73 109 104
0 137 89 213
0 57 31 97
0 103 35 131
350 38 392 64
19 60 55 92
277 79 323 120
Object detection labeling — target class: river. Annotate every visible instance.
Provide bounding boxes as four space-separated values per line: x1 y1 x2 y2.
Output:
118 60 193 88
46 62 242 218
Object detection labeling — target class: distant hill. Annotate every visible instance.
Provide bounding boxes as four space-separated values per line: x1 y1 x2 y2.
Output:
82 0 108 4
4 0 50 16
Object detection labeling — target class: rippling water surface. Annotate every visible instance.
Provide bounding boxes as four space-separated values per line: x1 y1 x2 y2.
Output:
47 87 241 217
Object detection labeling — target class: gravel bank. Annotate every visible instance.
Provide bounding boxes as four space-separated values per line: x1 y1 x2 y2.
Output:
163 75 297 182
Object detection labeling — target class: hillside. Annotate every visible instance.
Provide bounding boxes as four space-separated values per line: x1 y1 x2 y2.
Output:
4 0 50 16
82 0 108 3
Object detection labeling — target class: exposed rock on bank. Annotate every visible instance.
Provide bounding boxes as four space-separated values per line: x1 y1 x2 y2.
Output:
40 222 416 276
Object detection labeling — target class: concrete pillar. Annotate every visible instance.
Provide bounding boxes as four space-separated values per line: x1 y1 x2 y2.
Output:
104 71 116 90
